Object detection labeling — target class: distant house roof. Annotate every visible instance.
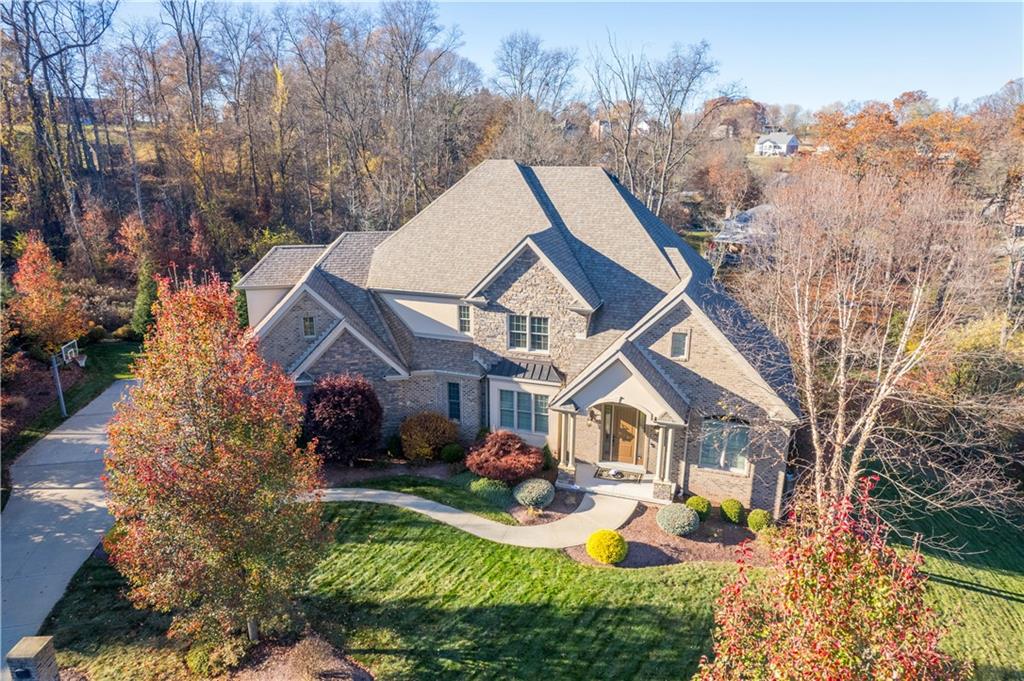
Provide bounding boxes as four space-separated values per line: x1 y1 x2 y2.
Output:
714 204 775 245
756 132 799 147
235 245 325 288
487 358 564 384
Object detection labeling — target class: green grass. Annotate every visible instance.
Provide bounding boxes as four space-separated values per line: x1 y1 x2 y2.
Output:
1 341 139 509
914 513 1024 680
39 501 1024 680
351 472 516 525
680 230 714 255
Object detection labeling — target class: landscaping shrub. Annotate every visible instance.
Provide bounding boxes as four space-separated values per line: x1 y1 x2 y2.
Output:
747 508 772 533
685 495 711 521
440 442 465 463
304 374 382 465
81 322 107 344
720 498 744 524
112 324 142 342
513 478 555 509
656 504 700 536
399 412 458 461
465 431 543 484
468 476 512 507
586 529 628 565
541 444 555 470
185 638 249 678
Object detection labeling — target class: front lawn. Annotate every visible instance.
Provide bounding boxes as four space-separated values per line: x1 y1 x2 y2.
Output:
40 501 1024 680
351 472 516 525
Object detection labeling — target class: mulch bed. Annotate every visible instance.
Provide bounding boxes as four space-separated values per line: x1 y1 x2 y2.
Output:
1 359 84 450
509 488 583 525
322 458 450 487
231 634 373 681
565 502 769 568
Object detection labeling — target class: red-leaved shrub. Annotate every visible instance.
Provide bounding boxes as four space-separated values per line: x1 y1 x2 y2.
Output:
466 431 543 484
304 374 382 464
399 411 458 461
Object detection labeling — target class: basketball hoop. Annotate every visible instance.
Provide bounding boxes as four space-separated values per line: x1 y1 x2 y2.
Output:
60 340 79 365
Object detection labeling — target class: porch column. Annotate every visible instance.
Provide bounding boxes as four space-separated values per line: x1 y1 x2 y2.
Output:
655 426 666 480
567 414 576 468
662 427 676 483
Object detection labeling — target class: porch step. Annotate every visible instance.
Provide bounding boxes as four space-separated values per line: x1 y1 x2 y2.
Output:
555 478 671 505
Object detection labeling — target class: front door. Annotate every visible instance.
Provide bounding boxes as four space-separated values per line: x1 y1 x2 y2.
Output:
601 405 645 466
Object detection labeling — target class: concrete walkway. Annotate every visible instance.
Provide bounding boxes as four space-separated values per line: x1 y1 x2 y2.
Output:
1 380 133 677
320 487 637 549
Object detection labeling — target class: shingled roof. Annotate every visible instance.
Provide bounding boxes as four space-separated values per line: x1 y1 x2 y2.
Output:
235 244 325 288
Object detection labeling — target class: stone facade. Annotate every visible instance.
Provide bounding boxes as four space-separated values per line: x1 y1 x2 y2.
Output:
474 249 591 377
261 292 335 371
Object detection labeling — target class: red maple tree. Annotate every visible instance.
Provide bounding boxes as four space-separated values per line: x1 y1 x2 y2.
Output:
104 276 323 644
10 231 86 352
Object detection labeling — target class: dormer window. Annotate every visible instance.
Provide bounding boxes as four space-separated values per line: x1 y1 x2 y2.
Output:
670 331 689 360
302 316 316 339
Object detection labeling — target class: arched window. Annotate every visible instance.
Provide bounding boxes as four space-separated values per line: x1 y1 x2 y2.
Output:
698 418 749 473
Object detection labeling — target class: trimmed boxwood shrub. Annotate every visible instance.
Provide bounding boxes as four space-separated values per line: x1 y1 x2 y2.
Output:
513 478 555 509
747 508 772 533
440 442 465 463
465 431 543 484
469 476 512 507
656 504 700 536
304 373 383 465
720 498 744 524
685 495 711 521
586 529 628 565
399 412 458 461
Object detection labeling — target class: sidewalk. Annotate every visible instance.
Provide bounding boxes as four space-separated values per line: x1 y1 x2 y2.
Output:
320 487 637 548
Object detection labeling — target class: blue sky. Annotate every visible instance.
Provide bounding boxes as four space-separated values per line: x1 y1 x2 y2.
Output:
116 1 1022 110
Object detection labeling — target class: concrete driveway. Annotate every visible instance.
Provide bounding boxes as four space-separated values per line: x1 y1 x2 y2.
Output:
1 379 131 677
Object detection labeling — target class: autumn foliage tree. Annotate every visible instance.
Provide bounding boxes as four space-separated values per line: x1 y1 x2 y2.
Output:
10 231 87 353
696 478 970 681
104 277 323 647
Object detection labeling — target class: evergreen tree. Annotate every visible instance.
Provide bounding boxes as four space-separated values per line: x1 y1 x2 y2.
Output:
131 255 158 336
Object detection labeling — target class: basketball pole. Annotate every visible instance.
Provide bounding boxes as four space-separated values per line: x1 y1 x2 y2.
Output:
50 354 67 418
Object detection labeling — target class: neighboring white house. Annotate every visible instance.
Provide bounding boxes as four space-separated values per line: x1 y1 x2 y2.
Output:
754 132 799 157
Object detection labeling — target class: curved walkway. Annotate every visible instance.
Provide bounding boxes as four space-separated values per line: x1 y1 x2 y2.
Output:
320 487 637 549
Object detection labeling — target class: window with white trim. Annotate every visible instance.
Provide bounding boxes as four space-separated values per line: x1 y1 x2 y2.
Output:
670 331 689 360
458 305 471 333
302 316 316 338
507 314 549 352
698 418 750 473
508 315 527 349
498 389 548 434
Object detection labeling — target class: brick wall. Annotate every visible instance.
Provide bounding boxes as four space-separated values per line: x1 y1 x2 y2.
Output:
261 292 334 370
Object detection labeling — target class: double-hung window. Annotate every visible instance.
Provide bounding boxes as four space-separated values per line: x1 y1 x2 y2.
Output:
508 315 528 349
447 382 461 421
498 389 548 434
508 314 549 351
499 390 516 428
302 316 316 339
458 305 471 333
698 418 750 473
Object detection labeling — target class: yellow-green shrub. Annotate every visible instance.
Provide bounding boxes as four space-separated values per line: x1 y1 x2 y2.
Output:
586 529 628 564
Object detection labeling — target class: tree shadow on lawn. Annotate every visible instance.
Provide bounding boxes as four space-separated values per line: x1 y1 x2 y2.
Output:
303 594 713 681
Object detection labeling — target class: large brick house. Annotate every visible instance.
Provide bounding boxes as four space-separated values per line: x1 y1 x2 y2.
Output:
236 160 799 512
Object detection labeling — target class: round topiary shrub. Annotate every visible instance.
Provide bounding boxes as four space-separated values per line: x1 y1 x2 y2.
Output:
465 431 543 484
303 373 383 465
720 498 744 524
513 478 555 509
747 508 772 533
586 529 628 565
440 442 465 463
684 495 711 521
399 411 459 462
469 476 512 507
656 504 700 536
